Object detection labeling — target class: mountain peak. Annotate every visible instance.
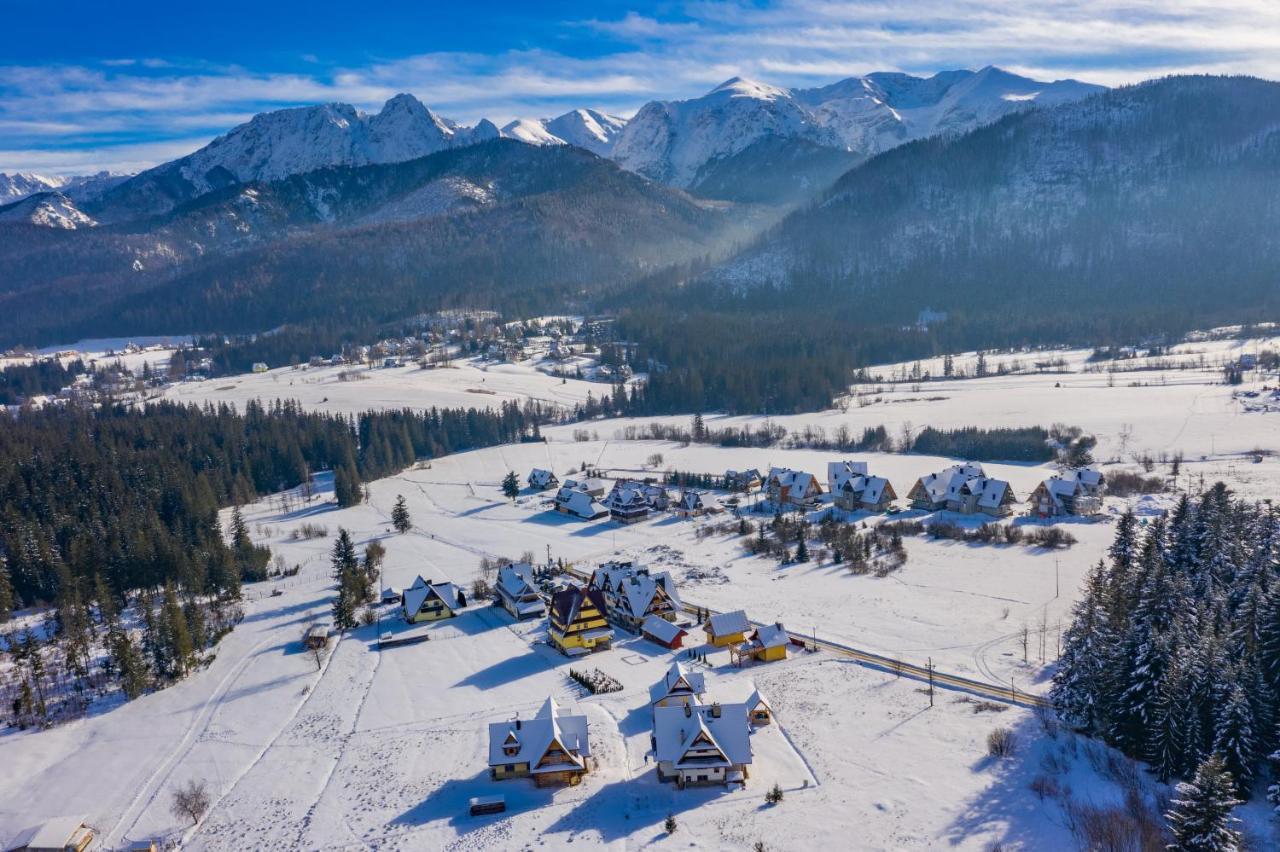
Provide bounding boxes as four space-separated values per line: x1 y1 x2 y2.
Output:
708 76 790 100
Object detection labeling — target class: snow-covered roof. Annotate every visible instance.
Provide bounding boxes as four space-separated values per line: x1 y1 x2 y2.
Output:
488 696 590 770
7 816 92 851
751 622 790 649
653 703 752 769
496 563 545 615
618 571 682 618
677 489 705 511
747 688 772 715
916 463 986 503
827 460 869 491
648 660 706 704
766 467 820 496
528 468 557 486
641 614 687 645
403 577 461 617
975 478 1014 509
1062 467 1104 488
554 486 607 519
707 609 751 637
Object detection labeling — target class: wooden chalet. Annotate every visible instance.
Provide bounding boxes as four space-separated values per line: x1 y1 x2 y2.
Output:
829 461 897 513
548 585 613 655
763 467 822 510
1030 468 1104 517
402 576 465 623
527 468 559 491
488 697 592 787
747 689 774 726
589 561 683 631
908 463 1015 516
495 562 546 620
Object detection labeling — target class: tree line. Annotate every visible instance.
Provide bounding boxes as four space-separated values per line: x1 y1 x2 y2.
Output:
1052 487 1280 812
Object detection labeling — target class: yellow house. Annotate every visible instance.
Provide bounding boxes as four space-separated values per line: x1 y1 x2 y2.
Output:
732 622 791 666
548 586 612 655
704 609 750 647
402 576 465 623
488 696 592 786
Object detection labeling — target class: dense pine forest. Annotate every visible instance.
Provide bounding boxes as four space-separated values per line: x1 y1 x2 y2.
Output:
1052 487 1280 807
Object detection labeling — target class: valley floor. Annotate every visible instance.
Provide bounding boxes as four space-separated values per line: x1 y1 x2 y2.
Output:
3 339 1279 849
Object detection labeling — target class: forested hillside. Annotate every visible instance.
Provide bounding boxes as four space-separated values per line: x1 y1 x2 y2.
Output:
1053 488 1280 799
713 76 1280 327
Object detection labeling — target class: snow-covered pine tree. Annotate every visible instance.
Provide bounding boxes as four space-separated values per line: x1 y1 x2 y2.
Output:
1165 753 1242 852
1212 680 1257 797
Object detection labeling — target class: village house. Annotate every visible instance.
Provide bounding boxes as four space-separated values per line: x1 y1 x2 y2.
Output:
602 482 650 524
552 484 608 520
251 362 269 373
563 476 609 498
641 614 688 649
527 468 559 491
402 576 466 623
763 467 822 510
606 479 672 511
704 609 751 647
495 562 546 620
487 697 592 787
548 585 613 655
747 689 774 726
649 660 706 711
732 622 792 666
908 463 1016 516
828 460 897 513
1030 468 1105 517
4 816 95 852
652 701 753 788
589 561 683 630
724 468 762 492
674 489 715 518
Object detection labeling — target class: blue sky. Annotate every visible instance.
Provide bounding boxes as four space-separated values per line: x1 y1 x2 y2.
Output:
3 0 1279 174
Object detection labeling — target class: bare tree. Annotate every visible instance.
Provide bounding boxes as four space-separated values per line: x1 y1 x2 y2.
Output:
171 778 211 825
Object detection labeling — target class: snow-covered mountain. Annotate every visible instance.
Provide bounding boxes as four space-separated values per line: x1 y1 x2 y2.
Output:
0 171 128 205
0 192 97 229
612 66 1103 188
94 94 501 220
502 109 628 156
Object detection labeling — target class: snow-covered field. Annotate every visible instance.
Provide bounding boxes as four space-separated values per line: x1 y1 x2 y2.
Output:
3 340 1279 849
162 357 606 416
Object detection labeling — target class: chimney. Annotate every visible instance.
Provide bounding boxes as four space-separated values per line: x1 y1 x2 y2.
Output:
711 702 722 718
515 717 522 730
684 703 692 718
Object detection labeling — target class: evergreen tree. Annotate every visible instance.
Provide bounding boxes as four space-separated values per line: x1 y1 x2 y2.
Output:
330 528 361 631
795 538 809 563
1212 682 1258 796
501 471 520 501
1165 753 1242 852
0 555 12 621
160 582 194 678
391 495 412 534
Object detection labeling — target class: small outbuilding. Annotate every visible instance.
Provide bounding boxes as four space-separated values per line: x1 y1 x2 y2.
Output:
641 614 688 649
704 610 751 647
5 817 95 852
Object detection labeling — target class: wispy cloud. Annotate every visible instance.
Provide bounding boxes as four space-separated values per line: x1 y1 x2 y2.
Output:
4 0 1280 174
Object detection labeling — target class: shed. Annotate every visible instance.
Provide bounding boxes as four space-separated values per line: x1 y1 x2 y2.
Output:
641 614 688 649
5 817 94 852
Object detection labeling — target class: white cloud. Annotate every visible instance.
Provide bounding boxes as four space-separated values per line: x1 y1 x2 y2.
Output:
4 0 1280 174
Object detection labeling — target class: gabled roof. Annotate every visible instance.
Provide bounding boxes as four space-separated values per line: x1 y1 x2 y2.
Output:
747 688 772 714
707 609 751 637
549 585 608 626
497 562 537 597
528 467 557 485
915 463 986 503
603 485 648 511
488 696 591 769
653 703 752 768
975 478 1015 509
6 817 92 852
649 659 706 704
403 577 461 615
677 489 704 510
766 467 820 496
828 460 869 491
751 622 790 649
641 614 687 645
554 486 607 519
1063 466 1104 487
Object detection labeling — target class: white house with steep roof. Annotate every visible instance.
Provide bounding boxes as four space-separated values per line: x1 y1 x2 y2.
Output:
653 701 752 788
649 660 707 712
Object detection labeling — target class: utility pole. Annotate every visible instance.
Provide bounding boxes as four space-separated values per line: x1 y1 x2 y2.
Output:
927 657 934 708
